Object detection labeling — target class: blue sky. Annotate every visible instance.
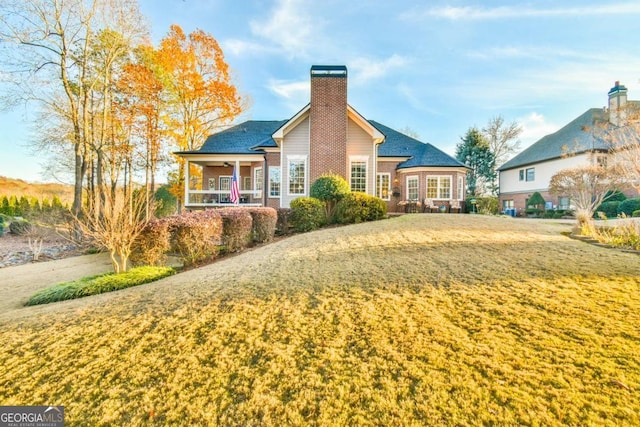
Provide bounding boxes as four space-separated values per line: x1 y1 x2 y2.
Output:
2 0 640 182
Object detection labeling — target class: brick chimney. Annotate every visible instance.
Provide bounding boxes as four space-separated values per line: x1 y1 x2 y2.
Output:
309 65 348 184
608 81 628 126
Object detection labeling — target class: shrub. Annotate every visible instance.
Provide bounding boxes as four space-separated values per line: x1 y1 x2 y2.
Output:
218 208 253 252
0 216 4 237
9 219 33 235
335 192 387 224
25 266 176 306
171 210 223 266
618 198 640 217
131 218 172 266
275 208 293 235
476 196 499 215
247 207 277 243
525 192 545 216
595 201 620 219
290 197 326 232
633 210 640 218
310 173 351 220
155 185 178 218
604 190 627 202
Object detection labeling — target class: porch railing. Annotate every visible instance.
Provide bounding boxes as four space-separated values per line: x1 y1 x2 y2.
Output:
186 189 263 207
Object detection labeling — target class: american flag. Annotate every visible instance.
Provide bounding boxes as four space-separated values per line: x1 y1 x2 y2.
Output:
230 166 240 204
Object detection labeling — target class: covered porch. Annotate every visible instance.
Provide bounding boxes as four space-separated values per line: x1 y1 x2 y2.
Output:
182 154 266 208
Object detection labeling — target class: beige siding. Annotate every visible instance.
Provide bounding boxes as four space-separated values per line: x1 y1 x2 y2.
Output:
347 118 376 195
281 116 310 208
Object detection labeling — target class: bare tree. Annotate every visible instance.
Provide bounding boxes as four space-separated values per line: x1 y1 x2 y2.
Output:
605 105 640 193
483 115 522 167
549 164 626 230
76 190 151 273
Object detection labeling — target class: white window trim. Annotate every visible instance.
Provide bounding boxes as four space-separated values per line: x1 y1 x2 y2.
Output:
287 155 307 196
376 172 391 201
254 167 263 191
219 176 232 191
406 175 419 201
426 176 453 200
349 155 369 194
457 176 464 200
269 166 281 199
526 167 535 182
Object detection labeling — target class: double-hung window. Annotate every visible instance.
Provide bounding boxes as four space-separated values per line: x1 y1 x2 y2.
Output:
407 176 419 201
254 167 263 197
376 173 390 200
350 157 368 192
426 176 452 199
269 166 281 198
526 167 535 182
288 156 306 196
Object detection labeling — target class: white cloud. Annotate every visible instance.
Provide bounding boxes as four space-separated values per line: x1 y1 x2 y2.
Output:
222 39 274 57
267 79 308 100
249 0 319 58
402 3 640 21
349 54 410 84
518 112 560 147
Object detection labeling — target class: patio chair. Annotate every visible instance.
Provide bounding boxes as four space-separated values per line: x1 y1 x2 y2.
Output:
424 198 439 213
450 200 461 213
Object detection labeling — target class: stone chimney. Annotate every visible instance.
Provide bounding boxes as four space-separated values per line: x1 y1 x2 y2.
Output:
309 65 348 184
608 81 628 126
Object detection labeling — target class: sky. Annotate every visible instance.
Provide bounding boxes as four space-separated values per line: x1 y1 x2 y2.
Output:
2 0 640 183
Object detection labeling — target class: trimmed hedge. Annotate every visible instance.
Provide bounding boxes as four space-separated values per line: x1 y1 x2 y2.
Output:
633 210 640 218
131 218 172 266
218 208 253 252
171 210 223 266
596 201 621 219
26 266 175 306
618 198 640 217
247 207 277 243
335 192 387 224
290 197 326 232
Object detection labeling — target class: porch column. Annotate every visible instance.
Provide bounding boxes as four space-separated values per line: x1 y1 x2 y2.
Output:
184 159 190 207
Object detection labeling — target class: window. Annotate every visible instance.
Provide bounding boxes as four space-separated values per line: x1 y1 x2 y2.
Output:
526 167 535 182
503 200 514 209
596 155 608 168
426 177 438 199
350 161 367 192
407 176 419 201
219 176 231 191
519 169 525 181
243 176 251 191
254 167 263 193
288 157 306 195
426 176 452 199
457 176 464 200
269 166 281 198
558 197 570 210
376 173 390 200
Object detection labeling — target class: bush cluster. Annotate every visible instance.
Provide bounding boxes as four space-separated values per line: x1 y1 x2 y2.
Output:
131 218 172 266
171 210 223 266
218 208 253 252
633 210 640 218
618 198 640 217
335 192 387 224
248 207 278 243
9 219 33 236
595 201 620 219
290 197 326 232
0 194 68 218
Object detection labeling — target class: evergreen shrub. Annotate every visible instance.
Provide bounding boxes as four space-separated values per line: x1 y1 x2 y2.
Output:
290 197 326 232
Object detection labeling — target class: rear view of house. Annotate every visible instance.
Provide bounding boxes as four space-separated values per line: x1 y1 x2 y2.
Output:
176 65 468 212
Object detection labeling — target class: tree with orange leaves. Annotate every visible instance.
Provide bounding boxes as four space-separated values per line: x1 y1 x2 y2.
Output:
155 24 242 210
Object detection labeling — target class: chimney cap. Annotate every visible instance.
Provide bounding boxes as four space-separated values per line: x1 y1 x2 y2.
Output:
310 65 347 77
608 81 628 95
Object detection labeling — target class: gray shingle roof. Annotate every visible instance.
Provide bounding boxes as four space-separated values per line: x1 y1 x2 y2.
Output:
184 118 464 169
371 121 467 168
499 108 609 171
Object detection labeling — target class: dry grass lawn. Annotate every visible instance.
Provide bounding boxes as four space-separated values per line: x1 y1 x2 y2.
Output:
1 215 639 426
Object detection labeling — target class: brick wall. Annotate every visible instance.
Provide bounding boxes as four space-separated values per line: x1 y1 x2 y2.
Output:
309 73 348 184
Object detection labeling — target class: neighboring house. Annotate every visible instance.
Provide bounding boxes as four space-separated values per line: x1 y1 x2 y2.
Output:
176 65 468 212
498 81 640 214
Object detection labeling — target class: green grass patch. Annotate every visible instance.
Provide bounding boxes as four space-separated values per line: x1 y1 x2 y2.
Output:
2 216 640 425
25 266 176 306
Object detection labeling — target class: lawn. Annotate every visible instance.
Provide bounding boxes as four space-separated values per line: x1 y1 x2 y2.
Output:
1 215 639 426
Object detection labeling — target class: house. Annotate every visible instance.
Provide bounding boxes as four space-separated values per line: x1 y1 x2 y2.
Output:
498 81 640 214
176 65 468 212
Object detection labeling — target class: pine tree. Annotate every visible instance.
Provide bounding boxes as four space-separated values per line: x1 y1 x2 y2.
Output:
455 127 497 197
